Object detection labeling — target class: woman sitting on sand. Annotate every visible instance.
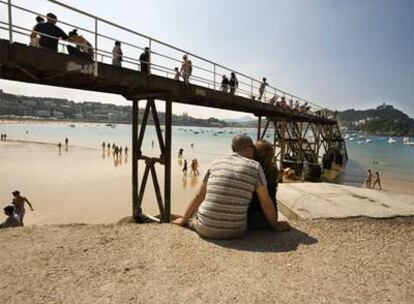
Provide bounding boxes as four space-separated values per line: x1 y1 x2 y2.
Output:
247 140 280 230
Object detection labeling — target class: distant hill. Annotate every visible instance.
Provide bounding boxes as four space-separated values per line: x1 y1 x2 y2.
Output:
338 103 414 136
0 90 229 127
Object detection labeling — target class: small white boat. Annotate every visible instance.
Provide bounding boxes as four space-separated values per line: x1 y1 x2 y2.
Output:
358 135 364 139
344 134 350 139
349 137 355 141
403 137 414 145
366 139 372 143
357 141 364 144
388 137 396 144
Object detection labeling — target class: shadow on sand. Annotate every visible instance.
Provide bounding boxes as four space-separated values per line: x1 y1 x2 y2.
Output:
205 227 318 253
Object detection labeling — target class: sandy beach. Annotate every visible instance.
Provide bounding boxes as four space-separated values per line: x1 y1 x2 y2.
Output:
0 217 413 304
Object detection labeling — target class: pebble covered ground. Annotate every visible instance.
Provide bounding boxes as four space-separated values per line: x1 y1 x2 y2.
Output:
0 218 413 304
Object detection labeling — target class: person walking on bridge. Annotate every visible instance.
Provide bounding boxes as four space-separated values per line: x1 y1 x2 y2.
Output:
221 75 229 92
31 13 68 52
140 47 150 74
259 77 268 101
67 29 94 60
229 72 238 95
112 41 123 67
174 67 181 80
180 54 192 84
29 16 45 47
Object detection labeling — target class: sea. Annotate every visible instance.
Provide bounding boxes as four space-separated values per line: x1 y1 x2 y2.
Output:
0 122 413 225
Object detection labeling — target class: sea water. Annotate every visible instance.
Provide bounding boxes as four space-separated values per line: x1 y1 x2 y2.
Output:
0 122 413 225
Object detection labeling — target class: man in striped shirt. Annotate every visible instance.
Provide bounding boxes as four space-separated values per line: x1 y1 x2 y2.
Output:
174 135 289 239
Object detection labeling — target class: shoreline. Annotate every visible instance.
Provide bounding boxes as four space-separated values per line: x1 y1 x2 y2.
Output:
1 137 412 196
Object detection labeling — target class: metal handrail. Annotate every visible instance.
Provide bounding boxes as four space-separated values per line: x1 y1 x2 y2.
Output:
1 0 333 114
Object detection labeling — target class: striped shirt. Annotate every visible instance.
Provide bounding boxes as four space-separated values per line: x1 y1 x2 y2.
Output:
195 153 267 239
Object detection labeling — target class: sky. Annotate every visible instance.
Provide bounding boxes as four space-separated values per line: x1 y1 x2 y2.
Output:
0 0 413 119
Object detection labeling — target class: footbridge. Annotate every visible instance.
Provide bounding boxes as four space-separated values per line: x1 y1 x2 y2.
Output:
0 0 347 222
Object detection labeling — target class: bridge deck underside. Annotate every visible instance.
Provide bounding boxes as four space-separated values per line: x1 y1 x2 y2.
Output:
0 40 334 124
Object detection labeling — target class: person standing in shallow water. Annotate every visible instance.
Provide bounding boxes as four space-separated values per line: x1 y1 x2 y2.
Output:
372 171 382 190
65 137 69 147
364 169 372 188
183 160 188 176
178 148 184 159
11 190 34 226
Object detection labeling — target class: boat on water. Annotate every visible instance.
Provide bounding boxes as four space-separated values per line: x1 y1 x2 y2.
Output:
69 124 76 128
366 139 372 143
349 137 355 141
344 134 350 139
105 123 116 128
388 137 396 144
403 137 414 145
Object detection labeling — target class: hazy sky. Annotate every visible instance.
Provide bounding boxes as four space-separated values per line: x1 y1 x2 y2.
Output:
0 0 412 118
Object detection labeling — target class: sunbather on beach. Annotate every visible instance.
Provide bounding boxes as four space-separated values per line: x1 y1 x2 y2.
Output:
0 205 22 229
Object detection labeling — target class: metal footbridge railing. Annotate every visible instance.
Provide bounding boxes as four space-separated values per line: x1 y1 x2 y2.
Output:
1 0 337 118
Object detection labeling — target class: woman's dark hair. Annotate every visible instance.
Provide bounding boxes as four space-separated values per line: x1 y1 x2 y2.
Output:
254 140 274 170
36 16 44 23
3 205 15 215
115 40 121 46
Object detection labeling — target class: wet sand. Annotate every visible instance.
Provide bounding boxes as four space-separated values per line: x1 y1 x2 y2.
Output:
0 139 205 225
1 139 412 226
0 218 412 303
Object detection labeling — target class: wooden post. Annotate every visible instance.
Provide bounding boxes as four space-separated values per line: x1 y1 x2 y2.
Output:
163 100 172 223
132 99 140 220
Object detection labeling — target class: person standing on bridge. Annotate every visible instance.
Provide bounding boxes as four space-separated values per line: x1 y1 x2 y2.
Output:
221 75 229 92
174 67 181 80
258 77 268 101
31 13 69 52
29 16 45 47
140 47 150 74
67 29 94 61
229 72 239 95
181 54 192 84
112 41 123 67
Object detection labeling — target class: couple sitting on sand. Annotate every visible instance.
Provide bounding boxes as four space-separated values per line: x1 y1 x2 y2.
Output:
174 135 290 239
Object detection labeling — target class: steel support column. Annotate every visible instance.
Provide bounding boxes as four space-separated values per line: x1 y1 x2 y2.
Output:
132 99 140 220
163 100 172 223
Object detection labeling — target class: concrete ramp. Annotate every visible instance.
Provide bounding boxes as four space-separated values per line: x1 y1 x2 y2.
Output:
277 182 414 220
